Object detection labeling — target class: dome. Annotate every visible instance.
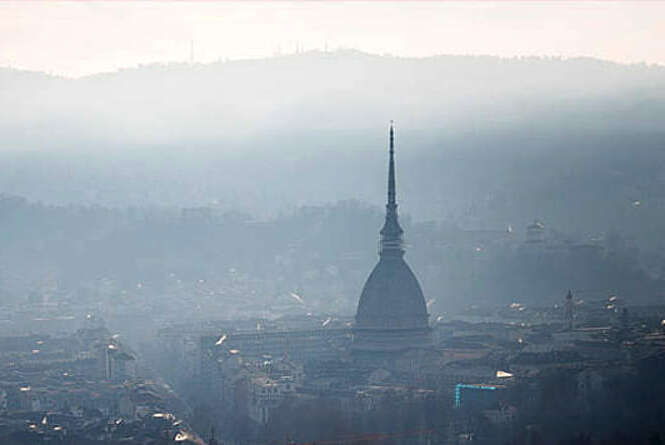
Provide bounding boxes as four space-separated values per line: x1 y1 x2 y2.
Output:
355 255 429 330
352 123 431 355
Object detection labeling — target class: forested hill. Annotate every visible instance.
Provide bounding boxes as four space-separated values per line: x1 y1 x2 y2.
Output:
2 51 664 147
1 51 665 252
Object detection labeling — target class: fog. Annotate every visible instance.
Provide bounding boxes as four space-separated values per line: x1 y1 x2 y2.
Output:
2 52 665 310
1 50 665 445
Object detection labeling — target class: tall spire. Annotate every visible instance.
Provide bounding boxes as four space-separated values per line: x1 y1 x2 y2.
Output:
380 121 404 256
388 120 396 206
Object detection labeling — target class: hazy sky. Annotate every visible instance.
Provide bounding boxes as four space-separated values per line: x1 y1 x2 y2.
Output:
1 1 664 77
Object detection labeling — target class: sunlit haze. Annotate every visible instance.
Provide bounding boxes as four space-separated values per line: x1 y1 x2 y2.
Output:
1 1 664 77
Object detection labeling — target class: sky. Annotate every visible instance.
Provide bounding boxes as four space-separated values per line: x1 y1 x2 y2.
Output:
0 1 664 77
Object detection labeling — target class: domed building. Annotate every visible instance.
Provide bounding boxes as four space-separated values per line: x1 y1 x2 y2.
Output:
353 123 431 356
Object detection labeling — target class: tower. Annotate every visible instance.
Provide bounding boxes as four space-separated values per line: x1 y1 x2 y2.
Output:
353 122 431 355
565 289 574 331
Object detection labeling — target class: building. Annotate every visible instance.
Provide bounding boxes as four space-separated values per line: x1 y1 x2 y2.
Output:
526 220 545 244
353 122 432 357
454 383 505 410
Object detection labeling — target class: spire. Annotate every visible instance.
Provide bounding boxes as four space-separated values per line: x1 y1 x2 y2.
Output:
388 121 396 206
380 121 404 256
565 289 574 331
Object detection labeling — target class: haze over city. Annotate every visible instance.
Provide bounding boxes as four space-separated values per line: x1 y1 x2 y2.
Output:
1 2 665 445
